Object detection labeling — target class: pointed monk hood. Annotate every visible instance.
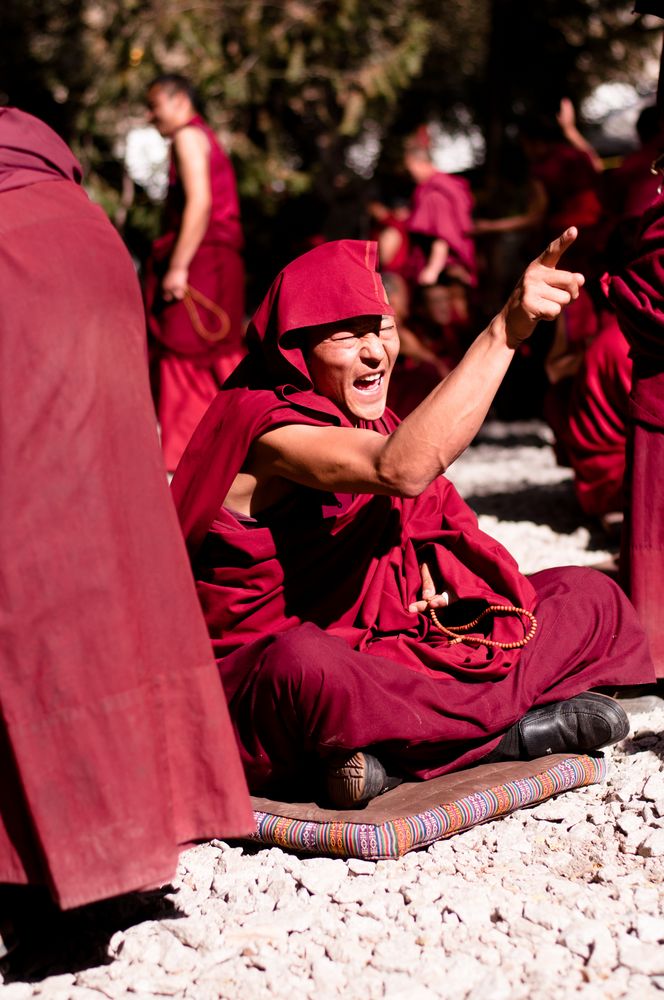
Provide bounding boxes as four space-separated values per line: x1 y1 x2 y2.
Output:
0 107 82 193
226 238 394 400
173 239 395 554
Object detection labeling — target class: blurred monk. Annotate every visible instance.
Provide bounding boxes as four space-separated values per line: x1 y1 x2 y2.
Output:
474 109 603 273
544 285 631 521
144 74 245 472
403 141 477 288
172 231 654 810
0 108 253 951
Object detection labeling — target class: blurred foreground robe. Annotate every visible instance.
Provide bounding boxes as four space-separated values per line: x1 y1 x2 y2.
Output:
612 193 664 678
0 109 253 909
172 241 654 796
144 114 246 473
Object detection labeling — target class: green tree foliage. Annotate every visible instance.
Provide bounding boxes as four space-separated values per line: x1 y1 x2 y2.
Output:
0 2 660 222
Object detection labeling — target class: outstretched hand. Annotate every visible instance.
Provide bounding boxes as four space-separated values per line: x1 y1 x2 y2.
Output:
501 227 585 348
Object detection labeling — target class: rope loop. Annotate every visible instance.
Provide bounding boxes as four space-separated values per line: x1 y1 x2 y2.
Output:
183 284 231 343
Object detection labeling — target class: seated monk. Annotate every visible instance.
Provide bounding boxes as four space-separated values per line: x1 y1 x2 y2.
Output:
172 231 655 809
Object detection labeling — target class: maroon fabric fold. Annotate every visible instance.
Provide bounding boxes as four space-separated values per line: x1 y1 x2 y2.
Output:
566 310 631 516
0 111 253 908
0 107 82 192
611 192 664 675
611 194 664 428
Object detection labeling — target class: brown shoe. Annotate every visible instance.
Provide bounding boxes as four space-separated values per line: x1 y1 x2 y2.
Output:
325 751 401 809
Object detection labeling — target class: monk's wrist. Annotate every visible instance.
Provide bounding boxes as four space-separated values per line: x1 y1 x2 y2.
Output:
488 311 520 352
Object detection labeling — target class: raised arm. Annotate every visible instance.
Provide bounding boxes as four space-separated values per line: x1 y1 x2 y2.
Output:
250 229 584 499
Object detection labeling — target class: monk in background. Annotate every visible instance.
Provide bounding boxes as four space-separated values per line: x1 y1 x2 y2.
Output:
0 108 253 953
544 283 631 525
403 140 477 289
474 108 603 274
173 232 654 810
144 74 246 473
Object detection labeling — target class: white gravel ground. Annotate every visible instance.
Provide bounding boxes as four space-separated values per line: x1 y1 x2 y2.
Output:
3 420 663 1000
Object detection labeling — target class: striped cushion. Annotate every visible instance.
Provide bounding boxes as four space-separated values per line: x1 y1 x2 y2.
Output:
249 753 607 860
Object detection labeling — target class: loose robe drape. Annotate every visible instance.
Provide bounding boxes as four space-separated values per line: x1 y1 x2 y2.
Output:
0 108 253 909
612 193 664 677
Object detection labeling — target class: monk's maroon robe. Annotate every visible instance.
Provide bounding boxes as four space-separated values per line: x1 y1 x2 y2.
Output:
612 194 664 677
546 291 631 517
566 312 631 517
407 171 477 286
173 240 654 795
145 115 246 472
0 109 253 908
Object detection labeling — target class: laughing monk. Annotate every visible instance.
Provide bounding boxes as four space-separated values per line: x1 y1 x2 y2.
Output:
172 231 655 809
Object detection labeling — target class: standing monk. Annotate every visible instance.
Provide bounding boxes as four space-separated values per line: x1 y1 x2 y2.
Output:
0 108 253 945
144 74 246 472
172 234 654 810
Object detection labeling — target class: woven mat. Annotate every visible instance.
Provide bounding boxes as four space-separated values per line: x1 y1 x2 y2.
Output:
248 753 606 860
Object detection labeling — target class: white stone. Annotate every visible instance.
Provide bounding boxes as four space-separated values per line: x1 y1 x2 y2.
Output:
635 914 664 944
297 857 348 895
637 829 664 857
0 986 33 1000
618 935 664 975
161 918 219 951
616 811 643 835
522 898 571 932
642 773 664 814
442 890 493 926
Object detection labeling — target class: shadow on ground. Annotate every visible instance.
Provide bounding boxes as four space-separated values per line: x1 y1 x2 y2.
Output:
473 430 552 450
2 886 184 984
465 480 614 551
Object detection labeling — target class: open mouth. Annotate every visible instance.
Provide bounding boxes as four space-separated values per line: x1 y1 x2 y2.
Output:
353 372 384 394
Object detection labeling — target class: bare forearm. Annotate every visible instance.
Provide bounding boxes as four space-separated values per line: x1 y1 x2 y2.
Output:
377 314 513 494
170 200 210 270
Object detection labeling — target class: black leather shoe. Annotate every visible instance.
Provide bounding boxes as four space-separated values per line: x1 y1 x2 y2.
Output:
516 692 629 758
325 751 402 809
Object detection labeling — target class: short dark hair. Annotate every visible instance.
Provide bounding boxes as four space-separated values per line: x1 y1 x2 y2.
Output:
147 73 203 113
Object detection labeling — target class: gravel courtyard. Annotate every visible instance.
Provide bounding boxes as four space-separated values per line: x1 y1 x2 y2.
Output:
3 420 663 1000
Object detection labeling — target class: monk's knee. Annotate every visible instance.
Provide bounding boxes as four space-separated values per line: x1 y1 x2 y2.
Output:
256 623 336 693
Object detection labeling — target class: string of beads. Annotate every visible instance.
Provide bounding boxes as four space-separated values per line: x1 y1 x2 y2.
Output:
429 603 538 650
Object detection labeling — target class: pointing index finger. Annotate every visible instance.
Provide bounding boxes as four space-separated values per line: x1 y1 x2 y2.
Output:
538 226 578 268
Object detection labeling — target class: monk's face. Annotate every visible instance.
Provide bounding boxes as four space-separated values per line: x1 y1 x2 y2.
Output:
147 85 191 137
307 315 399 422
